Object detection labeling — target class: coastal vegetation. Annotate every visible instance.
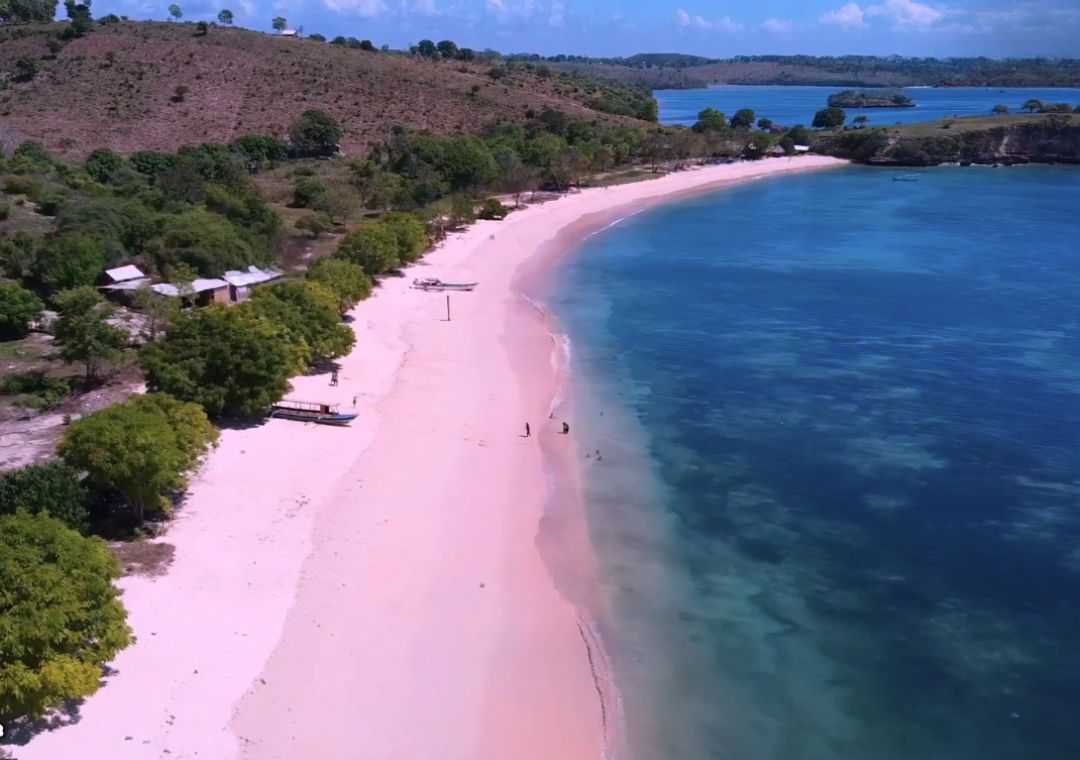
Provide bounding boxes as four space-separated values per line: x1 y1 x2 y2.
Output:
58 393 218 525
0 462 90 533
0 511 131 722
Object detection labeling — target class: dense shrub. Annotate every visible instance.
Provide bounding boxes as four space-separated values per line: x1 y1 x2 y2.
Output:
250 281 354 364
307 258 372 313
0 511 131 721
0 281 44 339
141 305 304 417
0 463 90 533
59 393 219 523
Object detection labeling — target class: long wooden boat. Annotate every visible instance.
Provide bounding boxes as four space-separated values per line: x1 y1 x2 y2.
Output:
411 277 478 292
269 399 357 426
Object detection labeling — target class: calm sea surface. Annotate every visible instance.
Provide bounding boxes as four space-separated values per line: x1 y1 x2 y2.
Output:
656 85 1080 127
546 165 1080 759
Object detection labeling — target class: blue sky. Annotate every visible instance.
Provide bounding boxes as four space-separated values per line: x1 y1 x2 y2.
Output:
94 0 1080 57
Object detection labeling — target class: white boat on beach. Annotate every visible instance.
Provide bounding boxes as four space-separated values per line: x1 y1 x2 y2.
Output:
411 277 478 292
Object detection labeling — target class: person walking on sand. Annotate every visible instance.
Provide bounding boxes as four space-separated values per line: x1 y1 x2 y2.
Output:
330 369 339 387
525 422 531 437
562 421 570 435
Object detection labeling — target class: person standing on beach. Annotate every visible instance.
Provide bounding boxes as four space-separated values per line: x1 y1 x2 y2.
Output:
562 421 570 435
525 422 531 437
330 369 339 387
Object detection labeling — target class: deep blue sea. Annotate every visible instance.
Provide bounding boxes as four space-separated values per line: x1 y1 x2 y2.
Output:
656 85 1080 128
547 165 1080 759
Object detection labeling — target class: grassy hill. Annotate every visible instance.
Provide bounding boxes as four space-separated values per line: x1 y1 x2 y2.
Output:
0 21 645 158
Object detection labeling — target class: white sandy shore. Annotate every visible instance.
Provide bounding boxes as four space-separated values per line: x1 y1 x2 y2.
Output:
15 155 845 760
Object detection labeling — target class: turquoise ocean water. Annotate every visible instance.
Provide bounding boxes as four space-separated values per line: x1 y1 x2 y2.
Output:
656 85 1080 127
543 165 1080 759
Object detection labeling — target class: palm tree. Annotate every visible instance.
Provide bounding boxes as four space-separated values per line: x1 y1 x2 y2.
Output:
168 4 182 21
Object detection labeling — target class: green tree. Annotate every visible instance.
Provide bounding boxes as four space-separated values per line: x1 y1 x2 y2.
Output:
416 39 437 58
292 178 328 208
730 108 756 129
0 463 90 533
1021 98 1043 113
477 197 508 220
692 107 728 133
59 394 218 524
786 124 811 145
757 117 774 130
355 170 404 212
52 287 127 382
0 0 59 23
195 20 208 35
992 104 1009 114
289 109 342 156
296 212 332 238
130 284 180 342
853 114 869 128
141 305 303 417
307 258 372 314
381 212 429 265
84 148 125 184
272 15 286 32
436 39 458 59
168 3 181 21
217 8 232 24
14 56 41 82
812 107 846 129
0 511 130 722
0 282 44 340
63 0 93 36
156 209 259 276
250 281 354 364
335 223 400 275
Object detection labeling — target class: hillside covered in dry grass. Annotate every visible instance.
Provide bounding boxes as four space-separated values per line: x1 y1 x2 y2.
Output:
0 20 644 158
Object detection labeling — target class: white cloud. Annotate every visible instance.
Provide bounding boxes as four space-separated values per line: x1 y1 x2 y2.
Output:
820 2 867 29
408 0 437 13
323 0 388 15
866 0 944 29
760 17 794 34
675 9 743 32
549 0 563 26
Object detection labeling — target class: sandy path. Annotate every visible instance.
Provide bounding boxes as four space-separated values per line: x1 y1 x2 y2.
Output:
14 156 845 760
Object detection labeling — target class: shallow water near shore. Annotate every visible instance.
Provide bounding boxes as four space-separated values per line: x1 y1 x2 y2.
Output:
546 165 1080 759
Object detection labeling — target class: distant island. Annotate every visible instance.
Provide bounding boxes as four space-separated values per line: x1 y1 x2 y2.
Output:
827 90 916 108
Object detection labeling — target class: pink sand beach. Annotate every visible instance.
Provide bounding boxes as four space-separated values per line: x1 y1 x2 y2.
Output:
17 155 845 760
